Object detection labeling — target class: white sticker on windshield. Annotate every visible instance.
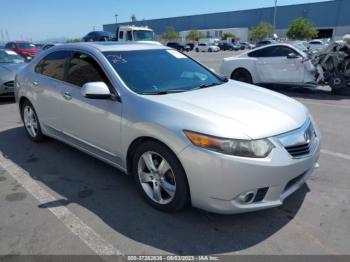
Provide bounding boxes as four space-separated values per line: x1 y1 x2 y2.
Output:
167 50 187 59
5 50 17 55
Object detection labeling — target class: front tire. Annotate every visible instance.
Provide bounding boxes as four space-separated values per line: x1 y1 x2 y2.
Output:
131 141 190 212
21 100 46 142
208 48 212 53
231 69 253 84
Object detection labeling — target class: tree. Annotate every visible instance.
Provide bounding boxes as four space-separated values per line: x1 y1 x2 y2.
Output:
186 29 203 42
66 38 81 43
286 18 318 40
222 32 235 41
250 22 273 41
162 27 179 42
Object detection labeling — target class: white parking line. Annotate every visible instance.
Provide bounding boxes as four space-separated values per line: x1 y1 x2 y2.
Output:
0 151 123 256
321 149 350 160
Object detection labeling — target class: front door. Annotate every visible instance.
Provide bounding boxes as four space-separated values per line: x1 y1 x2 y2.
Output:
256 46 305 84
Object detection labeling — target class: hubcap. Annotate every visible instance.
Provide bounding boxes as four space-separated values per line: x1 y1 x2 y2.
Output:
137 151 176 205
23 106 38 138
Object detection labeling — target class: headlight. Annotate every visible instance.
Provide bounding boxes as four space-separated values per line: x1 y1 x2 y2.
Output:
184 130 274 158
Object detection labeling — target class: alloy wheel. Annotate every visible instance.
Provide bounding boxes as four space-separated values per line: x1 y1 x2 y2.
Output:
137 151 176 205
23 105 38 138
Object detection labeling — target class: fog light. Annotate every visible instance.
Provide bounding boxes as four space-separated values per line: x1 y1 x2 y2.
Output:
238 191 255 204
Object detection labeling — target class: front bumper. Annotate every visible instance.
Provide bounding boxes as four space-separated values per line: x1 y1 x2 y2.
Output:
178 135 320 214
0 84 14 97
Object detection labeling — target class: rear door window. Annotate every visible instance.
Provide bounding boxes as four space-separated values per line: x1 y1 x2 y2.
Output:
35 51 71 81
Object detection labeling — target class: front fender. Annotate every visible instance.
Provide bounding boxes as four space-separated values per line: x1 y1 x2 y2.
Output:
220 58 260 83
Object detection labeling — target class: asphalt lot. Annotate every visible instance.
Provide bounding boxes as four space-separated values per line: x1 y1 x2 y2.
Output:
0 50 350 256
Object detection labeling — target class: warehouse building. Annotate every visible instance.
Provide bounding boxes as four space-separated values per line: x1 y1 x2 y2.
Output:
103 0 350 41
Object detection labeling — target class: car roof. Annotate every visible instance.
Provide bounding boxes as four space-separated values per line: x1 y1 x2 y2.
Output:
49 42 167 52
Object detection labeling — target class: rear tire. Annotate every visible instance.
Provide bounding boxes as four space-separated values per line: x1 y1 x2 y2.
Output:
21 100 46 142
231 69 253 84
195 48 199 52
131 141 190 212
209 48 212 53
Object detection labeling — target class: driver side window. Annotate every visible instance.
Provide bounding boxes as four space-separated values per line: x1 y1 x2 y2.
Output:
67 52 111 88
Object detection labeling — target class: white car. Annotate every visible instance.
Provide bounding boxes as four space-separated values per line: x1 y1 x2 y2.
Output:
308 39 327 50
220 43 316 86
195 43 220 52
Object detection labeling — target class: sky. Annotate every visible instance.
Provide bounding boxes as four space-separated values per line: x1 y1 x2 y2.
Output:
0 0 331 42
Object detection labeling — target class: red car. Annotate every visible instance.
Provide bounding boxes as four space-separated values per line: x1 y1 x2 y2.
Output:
5 41 38 60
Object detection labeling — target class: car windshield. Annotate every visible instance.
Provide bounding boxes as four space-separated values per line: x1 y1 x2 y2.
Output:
292 42 308 52
16 43 36 49
132 30 155 41
104 49 225 94
0 50 24 63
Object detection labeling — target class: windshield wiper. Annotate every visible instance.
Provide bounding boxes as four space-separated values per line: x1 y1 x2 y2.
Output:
141 89 188 95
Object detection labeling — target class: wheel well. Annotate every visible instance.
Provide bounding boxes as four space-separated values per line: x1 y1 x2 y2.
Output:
126 137 174 175
231 68 251 80
18 97 30 120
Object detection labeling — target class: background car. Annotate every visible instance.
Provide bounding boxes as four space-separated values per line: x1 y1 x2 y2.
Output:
240 42 255 49
40 43 64 51
308 39 328 50
186 43 195 51
220 43 316 86
195 43 220 52
166 42 191 52
82 31 114 42
0 49 25 97
5 41 39 60
218 42 239 51
255 39 277 48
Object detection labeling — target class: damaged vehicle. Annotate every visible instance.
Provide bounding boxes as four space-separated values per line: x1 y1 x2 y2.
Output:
220 41 350 95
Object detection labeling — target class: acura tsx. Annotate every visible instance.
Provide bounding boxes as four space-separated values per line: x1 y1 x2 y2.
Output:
14 42 321 214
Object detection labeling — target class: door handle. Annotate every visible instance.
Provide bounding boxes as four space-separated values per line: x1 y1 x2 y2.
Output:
63 92 72 101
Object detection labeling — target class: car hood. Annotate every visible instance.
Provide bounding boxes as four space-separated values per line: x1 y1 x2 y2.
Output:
145 81 308 139
0 63 26 79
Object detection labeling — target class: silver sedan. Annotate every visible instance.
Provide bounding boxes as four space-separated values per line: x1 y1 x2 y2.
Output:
14 42 321 214
0 49 26 97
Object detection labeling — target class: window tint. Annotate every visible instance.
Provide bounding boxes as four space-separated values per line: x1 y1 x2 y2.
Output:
126 31 132 41
67 52 110 87
35 51 71 81
272 46 297 57
248 46 297 57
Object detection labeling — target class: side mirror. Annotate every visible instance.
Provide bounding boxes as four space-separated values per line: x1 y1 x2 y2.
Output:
81 82 112 99
287 53 299 59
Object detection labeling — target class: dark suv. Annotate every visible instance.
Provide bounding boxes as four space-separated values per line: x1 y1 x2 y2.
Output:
82 31 114 42
166 42 191 52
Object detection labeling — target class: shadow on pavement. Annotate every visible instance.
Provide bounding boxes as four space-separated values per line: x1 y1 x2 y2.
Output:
263 85 350 101
0 97 15 105
0 127 309 255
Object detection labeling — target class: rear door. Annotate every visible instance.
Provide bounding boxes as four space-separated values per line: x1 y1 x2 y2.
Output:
32 50 72 130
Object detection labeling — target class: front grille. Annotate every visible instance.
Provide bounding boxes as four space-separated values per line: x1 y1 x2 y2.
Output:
281 121 317 158
285 143 311 157
284 173 306 192
4 81 14 87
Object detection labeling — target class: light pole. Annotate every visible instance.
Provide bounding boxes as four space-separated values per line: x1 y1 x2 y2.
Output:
273 0 278 36
115 14 118 24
